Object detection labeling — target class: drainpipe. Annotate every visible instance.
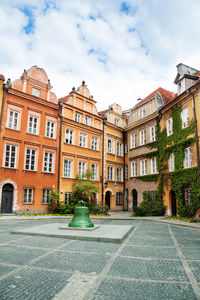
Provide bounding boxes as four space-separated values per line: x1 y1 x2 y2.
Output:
123 130 126 211
0 79 10 132
101 117 106 205
187 90 200 188
57 101 63 195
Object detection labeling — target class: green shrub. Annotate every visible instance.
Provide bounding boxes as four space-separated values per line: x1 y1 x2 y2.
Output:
88 203 109 215
134 198 166 216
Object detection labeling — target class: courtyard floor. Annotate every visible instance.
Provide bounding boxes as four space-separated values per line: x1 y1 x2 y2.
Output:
0 218 200 300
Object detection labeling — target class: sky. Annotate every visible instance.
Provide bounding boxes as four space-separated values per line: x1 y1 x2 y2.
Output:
0 0 200 111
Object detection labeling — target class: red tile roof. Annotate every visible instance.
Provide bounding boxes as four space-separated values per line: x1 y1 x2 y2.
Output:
135 87 176 108
98 110 107 118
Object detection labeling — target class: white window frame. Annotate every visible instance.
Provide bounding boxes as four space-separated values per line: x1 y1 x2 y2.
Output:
63 159 73 178
23 188 33 204
150 125 156 142
79 161 86 177
115 118 119 126
42 189 51 204
184 187 192 205
46 120 56 139
85 116 91 126
184 147 192 168
79 133 87 148
4 144 18 169
107 165 114 181
25 147 37 171
91 136 99 151
108 138 115 154
43 151 54 173
28 115 39 135
169 153 175 172
140 130 146 146
75 113 81 123
65 192 72 204
7 109 19 130
117 167 123 182
32 88 40 97
91 163 98 181
130 134 136 149
139 108 146 119
131 162 137 177
167 117 173 136
140 160 147 175
181 107 189 128
151 157 157 174
125 165 128 179
117 142 123 156
66 129 74 145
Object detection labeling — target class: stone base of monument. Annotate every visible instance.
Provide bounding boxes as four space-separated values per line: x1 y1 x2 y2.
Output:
11 223 134 244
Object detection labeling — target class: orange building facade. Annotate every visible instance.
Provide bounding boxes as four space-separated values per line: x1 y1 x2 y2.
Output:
0 66 59 213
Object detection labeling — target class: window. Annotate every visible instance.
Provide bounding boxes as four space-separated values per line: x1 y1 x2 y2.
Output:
43 151 54 173
139 108 146 119
85 117 91 126
117 168 123 182
116 192 123 205
131 162 137 177
130 134 136 149
169 153 174 172
181 108 189 128
184 187 192 205
151 157 157 174
115 118 119 126
23 188 33 204
140 160 147 175
32 88 40 97
91 136 98 150
125 165 128 179
184 147 192 168
46 121 55 139
28 116 39 135
125 144 128 153
4 144 17 168
65 192 72 204
107 166 114 181
25 148 37 171
79 133 87 148
66 129 74 144
7 110 19 130
75 113 81 123
91 163 98 181
117 142 123 156
140 130 146 145
79 161 86 177
42 189 51 204
150 191 158 201
167 118 173 136
108 139 115 154
150 125 156 142
64 159 73 178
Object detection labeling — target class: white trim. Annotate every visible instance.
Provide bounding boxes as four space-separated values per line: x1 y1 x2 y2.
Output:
0 179 18 213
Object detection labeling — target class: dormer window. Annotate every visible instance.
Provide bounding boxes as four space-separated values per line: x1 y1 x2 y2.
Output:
32 88 40 98
139 108 146 119
115 118 119 126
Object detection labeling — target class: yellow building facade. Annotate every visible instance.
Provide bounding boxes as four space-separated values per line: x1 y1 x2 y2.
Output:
59 82 103 205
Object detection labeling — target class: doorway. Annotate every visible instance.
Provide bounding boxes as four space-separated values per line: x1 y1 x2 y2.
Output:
1 184 14 213
105 191 111 209
132 189 137 211
171 190 177 216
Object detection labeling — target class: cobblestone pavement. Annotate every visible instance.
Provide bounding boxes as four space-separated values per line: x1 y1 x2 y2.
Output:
0 219 200 300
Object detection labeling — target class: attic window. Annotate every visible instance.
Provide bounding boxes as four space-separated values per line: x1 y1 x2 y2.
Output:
115 118 119 126
139 108 146 119
32 88 40 98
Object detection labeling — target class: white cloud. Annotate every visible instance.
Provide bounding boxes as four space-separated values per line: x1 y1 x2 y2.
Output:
0 0 200 111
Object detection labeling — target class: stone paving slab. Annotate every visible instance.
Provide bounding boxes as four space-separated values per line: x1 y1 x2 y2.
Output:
10 223 134 244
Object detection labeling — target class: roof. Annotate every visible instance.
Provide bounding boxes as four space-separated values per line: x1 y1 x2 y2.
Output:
134 87 176 109
98 110 107 118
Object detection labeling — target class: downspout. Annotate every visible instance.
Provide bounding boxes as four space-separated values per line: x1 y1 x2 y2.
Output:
101 117 106 205
123 130 126 211
187 90 200 188
58 101 63 196
0 79 10 132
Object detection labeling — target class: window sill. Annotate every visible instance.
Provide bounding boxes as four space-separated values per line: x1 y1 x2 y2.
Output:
23 169 37 173
2 167 18 170
45 136 56 140
26 132 39 136
6 127 20 132
62 176 73 179
22 202 33 205
42 172 55 175
107 152 115 155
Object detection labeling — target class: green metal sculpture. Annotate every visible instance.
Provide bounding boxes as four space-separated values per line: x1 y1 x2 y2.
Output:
68 200 94 228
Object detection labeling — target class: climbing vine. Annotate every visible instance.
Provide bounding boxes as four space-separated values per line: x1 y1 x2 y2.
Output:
137 106 199 217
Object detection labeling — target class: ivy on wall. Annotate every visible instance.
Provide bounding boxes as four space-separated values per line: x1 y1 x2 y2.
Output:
137 106 199 217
